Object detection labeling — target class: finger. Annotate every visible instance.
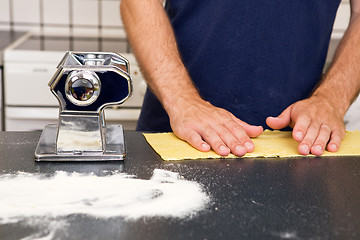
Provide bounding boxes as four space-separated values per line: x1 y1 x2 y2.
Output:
200 127 231 156
327 129 345 152
298 122 320 155
266 105 292 130
292 114 312 142
310 124 331 156
177 129 211 152
216 126 248 156
225 120 255 153
231 116 263 138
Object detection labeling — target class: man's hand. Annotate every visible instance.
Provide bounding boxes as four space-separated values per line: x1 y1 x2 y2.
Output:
266 95 346 156
167 96 263 157
266 0 360 156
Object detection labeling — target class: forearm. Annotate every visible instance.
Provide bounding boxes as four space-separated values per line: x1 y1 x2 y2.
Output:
313 9 360 117
120 0 201 113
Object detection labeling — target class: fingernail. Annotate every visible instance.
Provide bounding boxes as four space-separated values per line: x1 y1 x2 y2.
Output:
296 131 304 140
201 143 209 149
244 142 253 150
313 145 322 152
235 145 242 151
301 144 309 154
235 145 246 154
328 143 337 151
219 145 228 152
219 145 230 156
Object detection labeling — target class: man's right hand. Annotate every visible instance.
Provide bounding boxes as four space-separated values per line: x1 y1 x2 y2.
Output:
167 96 263 156
121 0 262 157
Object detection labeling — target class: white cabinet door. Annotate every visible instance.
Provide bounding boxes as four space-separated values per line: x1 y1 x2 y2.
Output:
4 62 58 106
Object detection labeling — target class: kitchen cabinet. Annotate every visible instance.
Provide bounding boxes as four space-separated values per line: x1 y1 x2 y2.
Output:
0 68 2 129
0 30 27 130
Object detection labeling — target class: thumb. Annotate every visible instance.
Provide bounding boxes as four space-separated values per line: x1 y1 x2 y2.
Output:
232 117 263 138
266 105 292 130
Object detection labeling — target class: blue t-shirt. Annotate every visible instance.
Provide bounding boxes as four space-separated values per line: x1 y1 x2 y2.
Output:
137 0 341 132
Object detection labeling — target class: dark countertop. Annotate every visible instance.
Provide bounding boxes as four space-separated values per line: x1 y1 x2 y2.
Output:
0 30 27 66
1 130 360 240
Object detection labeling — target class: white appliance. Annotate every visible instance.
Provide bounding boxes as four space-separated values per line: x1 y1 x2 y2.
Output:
4 32 147 131
0 67 2 129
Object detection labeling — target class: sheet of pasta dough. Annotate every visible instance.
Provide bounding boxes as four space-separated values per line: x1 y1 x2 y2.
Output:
143 130 360 161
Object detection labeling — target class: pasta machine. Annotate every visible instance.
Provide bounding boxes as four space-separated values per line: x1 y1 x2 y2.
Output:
35 51 132 161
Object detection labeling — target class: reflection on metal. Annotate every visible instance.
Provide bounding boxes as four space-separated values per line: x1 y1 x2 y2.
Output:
35 51 132 161
65 71 101 106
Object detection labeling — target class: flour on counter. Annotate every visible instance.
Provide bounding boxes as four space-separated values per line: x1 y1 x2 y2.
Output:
0 169 210 223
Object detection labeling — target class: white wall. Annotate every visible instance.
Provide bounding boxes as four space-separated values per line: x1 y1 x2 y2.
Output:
0 0 125 37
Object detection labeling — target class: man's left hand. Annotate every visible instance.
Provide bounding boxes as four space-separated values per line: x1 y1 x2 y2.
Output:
266 95 346 156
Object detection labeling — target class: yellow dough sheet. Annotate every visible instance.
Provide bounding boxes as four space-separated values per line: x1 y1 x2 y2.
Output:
143 130 360 161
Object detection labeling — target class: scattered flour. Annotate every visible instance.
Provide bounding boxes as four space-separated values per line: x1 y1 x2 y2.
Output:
0 169 209 221
0 169 210 239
